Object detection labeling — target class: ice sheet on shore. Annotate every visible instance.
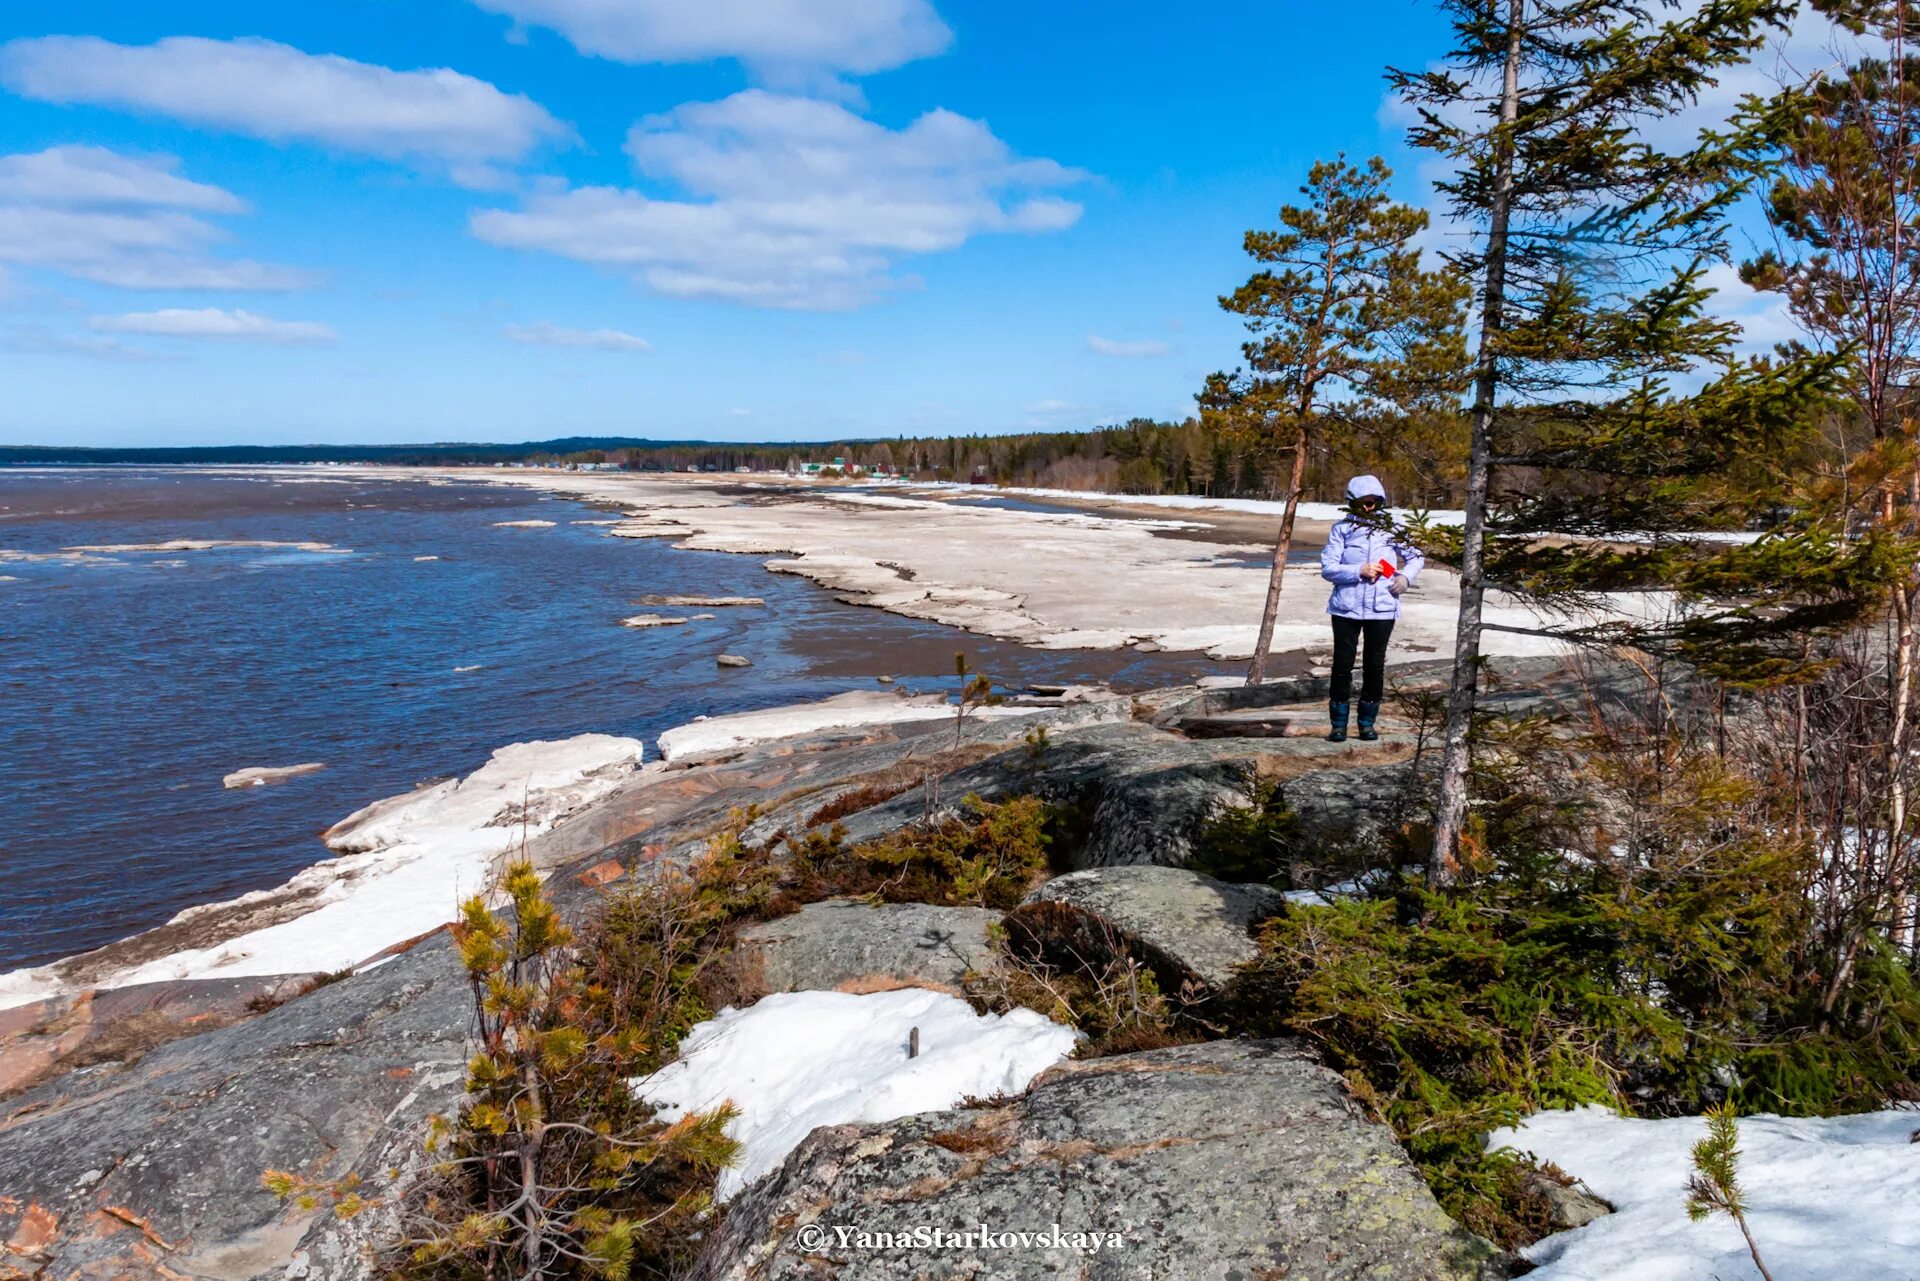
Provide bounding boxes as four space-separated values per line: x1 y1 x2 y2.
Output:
654 690 1041 763
635 989 1078 1201
0 733 646 1011
1491 1104 1920 1280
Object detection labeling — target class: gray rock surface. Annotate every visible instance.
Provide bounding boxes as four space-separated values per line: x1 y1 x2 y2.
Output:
0 939 469 1281
1006 865 1282 996
735 898 1001 996
693 1039 1506 1281
1524 1171 1614 1230
830 721 1267 870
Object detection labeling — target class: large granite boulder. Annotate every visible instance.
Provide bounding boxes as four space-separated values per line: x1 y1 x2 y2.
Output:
734 899 1002 996
693 1038 1506 1281
1004 865 1282 999
828 722 1267 871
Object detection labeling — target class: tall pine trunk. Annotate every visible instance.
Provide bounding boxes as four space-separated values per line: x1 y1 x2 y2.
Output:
1246 427 1309 685
1430 0 1523 884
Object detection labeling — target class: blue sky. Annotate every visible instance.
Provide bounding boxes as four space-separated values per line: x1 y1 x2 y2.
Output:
4 2 1477 445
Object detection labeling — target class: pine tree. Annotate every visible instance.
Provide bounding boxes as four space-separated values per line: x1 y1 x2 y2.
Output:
1686 1105 1777 1281
1742 0 1920 950
1390 0 1873 882
1202 156 1468 685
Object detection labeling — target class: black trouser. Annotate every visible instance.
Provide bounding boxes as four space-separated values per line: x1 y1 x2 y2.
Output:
1330 615 1394 704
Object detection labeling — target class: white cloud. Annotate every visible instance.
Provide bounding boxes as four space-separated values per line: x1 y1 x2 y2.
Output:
0 37 568 181
1086 334 1170 359
471 90 1086 310
92 307 336 342
468 0 950 80
1697 262 1799 356
503 320 652 352
0 324 173 362
1022 397 1095 428
1376 4 1860 353
0 145 244 213
0 146 310 290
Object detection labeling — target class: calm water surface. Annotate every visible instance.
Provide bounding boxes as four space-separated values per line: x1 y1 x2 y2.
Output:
0 468 1223 969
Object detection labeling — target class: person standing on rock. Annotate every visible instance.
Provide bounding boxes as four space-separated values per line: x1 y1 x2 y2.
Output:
1319 474 1423 743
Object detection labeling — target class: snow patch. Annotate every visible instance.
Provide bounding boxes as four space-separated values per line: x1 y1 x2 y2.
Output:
1492 1104 1920 1280
635 989 1079 1200
654 690 1040 763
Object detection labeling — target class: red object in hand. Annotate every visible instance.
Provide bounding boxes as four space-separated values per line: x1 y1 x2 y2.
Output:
1376 557 1397 579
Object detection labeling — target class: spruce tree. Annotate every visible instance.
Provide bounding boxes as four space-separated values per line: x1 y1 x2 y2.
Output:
1202 156 1468 685
1390 0 1882 882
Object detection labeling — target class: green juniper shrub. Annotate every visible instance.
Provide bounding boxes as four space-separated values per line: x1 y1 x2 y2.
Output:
1227 706 1920 1249
965 924 1197 1058
1187 774 1300 887
786 793 1051 910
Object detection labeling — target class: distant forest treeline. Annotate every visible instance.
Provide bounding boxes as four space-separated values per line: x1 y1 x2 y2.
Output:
4 415 1452 506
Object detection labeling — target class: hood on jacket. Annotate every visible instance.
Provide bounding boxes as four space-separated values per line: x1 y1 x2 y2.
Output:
1346 474 1387 504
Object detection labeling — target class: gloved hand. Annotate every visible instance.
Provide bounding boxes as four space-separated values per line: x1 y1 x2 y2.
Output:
1387 575 1407 597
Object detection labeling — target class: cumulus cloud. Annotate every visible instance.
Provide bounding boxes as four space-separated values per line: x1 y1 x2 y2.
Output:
0 146 310 290
468 0 950 80
0 36 568 181
503 320 652 352
1086 334 1170 359
0 145 244 213
91 307 336 342
471 90 1086 310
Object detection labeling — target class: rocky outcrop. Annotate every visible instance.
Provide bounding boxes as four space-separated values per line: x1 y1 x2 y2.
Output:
0 975 317 1098
734 899 1002 996
1005 866 1281 997
0 940 469 1281
829 722 1265 870
693 1039 1506 1281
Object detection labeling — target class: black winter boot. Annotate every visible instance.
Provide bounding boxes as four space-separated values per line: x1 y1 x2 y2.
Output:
1357 701 1380 741
1326 700 1350 743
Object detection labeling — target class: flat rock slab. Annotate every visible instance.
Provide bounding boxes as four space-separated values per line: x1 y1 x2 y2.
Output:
735 899 1001 996
694 1038 1505 1281
1007 865 1282 996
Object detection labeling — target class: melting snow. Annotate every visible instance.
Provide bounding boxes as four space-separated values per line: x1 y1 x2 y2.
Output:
635 988 1079 1200
1492 1104 1920 1280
